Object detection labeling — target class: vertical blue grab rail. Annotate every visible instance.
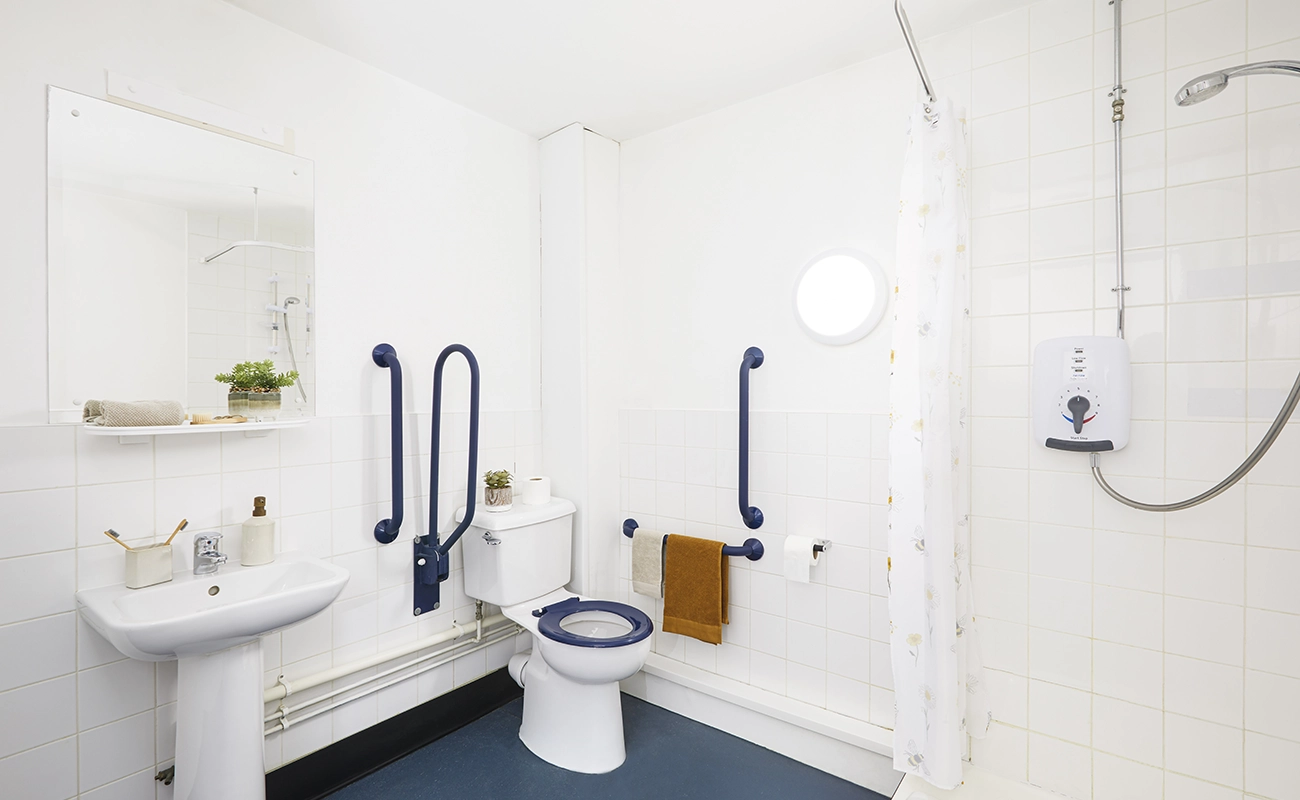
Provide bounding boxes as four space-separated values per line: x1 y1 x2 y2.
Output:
412 344 480 615
738 346 765 529
372 344 404 544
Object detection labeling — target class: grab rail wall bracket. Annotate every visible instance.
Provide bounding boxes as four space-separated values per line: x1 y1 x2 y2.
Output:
414 344 481 616
372 343 403 544
738 346 765 529
622 518 764 561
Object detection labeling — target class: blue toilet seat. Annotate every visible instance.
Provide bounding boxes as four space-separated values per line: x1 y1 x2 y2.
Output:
532 597 653 649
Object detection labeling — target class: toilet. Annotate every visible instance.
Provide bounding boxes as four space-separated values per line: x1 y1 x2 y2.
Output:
456 498 653 774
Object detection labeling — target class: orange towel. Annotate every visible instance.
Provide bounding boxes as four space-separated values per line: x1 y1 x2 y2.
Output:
662 534 729 645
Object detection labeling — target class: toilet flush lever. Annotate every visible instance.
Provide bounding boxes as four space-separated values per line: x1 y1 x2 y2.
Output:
482 532 502 546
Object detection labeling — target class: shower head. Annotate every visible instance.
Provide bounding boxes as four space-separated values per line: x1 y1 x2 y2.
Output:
1175 60 1300 106
1175 72 1229 105
284 296 301 306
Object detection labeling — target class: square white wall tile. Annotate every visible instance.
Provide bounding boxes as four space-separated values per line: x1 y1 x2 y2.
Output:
0 551 76 627
77 711 154 792
973 108 1030 167
1094 695 1163 766
0 737 77 800
1166 713 1244 789
0 488 75 559
1245 731 1300 800
0 675 76 760
973 7 1029 68
0 614 75 694
1029 733 1092 798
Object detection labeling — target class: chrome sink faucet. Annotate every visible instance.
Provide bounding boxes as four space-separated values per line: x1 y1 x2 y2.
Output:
193 532 228 575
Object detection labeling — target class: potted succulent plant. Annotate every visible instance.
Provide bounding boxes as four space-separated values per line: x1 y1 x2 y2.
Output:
483 469 513 512
215 360 299 421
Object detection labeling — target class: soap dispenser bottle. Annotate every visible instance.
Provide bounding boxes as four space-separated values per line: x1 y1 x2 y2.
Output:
241 496 275 566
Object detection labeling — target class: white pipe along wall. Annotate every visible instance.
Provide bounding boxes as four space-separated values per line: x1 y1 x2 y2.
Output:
264 614 512 704
265 621 521 734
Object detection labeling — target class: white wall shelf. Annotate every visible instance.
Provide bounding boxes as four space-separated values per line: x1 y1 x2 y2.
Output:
83 417 309 444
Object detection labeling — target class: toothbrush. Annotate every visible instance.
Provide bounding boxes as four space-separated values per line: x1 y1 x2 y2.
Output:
163 518 189 547
103 529 134 550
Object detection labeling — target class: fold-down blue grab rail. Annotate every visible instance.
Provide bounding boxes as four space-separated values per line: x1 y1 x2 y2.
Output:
413 344 480 616
622 518 764 561
370 341 481 616
738 346 764 529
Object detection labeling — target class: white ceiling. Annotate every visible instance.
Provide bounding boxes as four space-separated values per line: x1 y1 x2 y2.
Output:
226 0 1035 141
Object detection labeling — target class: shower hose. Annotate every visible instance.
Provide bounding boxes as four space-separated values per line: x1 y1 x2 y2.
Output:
1091 359 1300 512
1088 31 1300 512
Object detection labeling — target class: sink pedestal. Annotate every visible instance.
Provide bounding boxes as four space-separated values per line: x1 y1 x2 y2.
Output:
175 640 266 800
75 553 350 799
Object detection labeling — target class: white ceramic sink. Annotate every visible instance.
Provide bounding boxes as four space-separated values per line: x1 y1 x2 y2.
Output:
77 551 349 660
76 551 348 800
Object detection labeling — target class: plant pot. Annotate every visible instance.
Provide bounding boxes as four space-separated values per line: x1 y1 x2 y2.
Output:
485 486 513 512
249 390 281 422
227 391 249 418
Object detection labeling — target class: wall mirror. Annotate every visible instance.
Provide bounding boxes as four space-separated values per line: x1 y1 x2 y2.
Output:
46 87 315 423
792 248 888 345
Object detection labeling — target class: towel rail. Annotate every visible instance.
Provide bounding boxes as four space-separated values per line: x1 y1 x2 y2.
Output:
622 518 764 561
738 346 765 529
371 344 404 544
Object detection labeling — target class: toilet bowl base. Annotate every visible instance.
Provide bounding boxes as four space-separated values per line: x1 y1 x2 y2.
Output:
516 649 627 774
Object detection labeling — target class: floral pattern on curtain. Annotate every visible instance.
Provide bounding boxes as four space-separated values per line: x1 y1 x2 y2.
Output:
886 97 990 791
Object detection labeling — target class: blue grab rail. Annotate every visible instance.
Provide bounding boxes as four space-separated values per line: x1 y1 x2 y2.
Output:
738 346 764 529
372 344 404 544
413 344 480 615
622 518 763 561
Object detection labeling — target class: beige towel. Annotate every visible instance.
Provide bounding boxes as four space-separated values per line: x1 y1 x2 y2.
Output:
632 527 665 598
83 399 185 427
662 534 729 645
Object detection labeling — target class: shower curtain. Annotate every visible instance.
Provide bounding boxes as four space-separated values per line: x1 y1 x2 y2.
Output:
887 97 989 790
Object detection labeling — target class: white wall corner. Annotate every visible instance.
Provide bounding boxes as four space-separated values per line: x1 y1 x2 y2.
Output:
539 123 621 596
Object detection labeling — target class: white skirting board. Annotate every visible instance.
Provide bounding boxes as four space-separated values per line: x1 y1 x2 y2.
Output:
620 653 903 797
896 767 1061 800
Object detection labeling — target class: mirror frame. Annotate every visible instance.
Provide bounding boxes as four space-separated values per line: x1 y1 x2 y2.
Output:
792 247 890 346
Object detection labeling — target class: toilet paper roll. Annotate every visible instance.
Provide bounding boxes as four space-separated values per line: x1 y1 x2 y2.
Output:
519 476 552 506
783 535 821 583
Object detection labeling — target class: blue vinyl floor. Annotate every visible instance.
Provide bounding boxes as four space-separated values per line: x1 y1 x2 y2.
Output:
328 694 891 799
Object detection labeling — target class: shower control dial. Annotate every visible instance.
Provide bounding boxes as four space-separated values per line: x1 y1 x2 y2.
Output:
1058 387 1100 434
1067 395 1091 433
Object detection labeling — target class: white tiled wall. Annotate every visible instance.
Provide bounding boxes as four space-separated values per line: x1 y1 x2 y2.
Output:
0 411 538 798
956 0 1300 797
187 213 316 418
616 409 895 726
610 0 1300 796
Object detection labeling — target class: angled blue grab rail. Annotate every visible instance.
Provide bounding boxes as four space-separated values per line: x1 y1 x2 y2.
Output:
413 344 480 615
622 518 763 561
738 346 764 529
372 344 404 544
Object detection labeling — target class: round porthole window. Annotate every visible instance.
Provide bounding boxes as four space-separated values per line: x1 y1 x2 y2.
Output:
793 248 889 345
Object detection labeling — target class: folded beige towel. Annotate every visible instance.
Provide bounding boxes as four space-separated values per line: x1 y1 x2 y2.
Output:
632 526 666 598
83 399 185 428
